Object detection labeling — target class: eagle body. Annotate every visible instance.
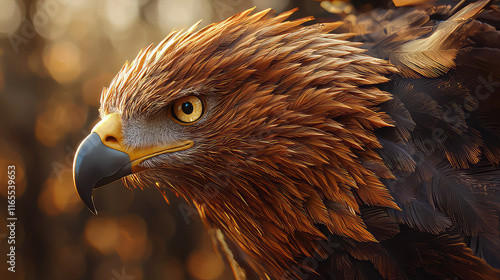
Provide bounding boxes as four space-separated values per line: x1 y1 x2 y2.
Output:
73 1 500 280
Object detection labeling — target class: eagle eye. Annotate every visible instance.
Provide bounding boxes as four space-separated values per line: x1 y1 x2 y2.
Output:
170 95 204 124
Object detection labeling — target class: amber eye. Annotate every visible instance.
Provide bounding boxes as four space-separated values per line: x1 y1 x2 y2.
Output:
171 96 204 124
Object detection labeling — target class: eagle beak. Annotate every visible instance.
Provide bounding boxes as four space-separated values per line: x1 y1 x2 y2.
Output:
73 113 193 214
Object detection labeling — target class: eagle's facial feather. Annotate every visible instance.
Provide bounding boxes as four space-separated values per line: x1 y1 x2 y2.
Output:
122 110 188 149
120 94 216 170
99 7 400 280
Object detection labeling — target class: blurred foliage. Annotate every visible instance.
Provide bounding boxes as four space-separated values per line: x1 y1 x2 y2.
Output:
0 0 388 280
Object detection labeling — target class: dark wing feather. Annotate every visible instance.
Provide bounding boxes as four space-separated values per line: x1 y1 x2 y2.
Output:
361 207 400 241
325 0 500 277
425 163 500 236
388 195 453 234
380 95 416 142
381 226 499 280
378 139 416 172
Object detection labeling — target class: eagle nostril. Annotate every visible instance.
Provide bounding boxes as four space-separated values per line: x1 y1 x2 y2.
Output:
105 136 118 144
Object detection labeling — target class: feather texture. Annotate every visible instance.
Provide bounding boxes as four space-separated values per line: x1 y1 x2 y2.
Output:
94 1 500 279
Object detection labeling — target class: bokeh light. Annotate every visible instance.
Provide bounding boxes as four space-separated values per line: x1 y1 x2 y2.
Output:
38 171 83 215
187 250 226 280
82 73 114 106
42 41 83 84
157 0 213 32
252 0 290 11
35 93 87 146
115 215 151 263
154 256 186 280
100 0 140 32
0 140 27 199
0 0 22 34
84 216 121 255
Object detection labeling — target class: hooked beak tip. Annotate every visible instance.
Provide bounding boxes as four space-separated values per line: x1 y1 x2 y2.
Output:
73 132 132 215
79 190 98 215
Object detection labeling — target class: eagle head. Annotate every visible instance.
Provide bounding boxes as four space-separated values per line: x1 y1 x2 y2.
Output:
73 8 400 279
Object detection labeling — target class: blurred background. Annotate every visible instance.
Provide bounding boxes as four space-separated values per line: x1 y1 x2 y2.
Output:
0 0 388 280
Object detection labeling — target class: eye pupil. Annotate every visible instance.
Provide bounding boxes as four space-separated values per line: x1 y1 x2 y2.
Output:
171 96 204 124
182 102 193 114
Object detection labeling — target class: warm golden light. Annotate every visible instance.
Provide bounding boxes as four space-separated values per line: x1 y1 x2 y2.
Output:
157 0 213 32
0 0 22 34
101 0 140 32
115 215 151 263
0 140 27 199
84 217 121 255
82 73 114 106
35 97 87 147
187 250 226 280
42 41 82 84
38 171 83 215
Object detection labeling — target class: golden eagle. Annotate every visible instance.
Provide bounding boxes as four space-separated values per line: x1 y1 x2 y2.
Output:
73 1 500 279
